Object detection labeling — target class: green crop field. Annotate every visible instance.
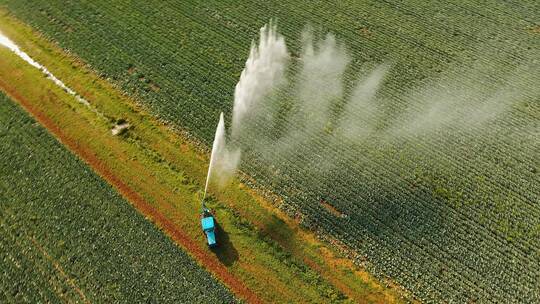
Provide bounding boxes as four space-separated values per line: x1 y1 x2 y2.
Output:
1 1 539 302
0 93 238 303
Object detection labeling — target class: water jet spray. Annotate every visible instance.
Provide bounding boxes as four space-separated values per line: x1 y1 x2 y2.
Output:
200 112 227 248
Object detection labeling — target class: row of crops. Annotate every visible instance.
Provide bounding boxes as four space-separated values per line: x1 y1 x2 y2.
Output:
2 0 539 302
0 94 238 303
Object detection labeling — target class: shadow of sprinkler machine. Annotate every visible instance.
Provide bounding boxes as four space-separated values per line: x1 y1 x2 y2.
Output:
201 199 218 248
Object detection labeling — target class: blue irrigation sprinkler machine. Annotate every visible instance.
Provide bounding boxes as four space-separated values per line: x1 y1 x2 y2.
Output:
200 199 218 248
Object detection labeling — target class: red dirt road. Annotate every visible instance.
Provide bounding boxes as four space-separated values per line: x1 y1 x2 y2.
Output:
0 79 262 304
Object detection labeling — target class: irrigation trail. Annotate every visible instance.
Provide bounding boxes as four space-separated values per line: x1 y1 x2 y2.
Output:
0 31 105 119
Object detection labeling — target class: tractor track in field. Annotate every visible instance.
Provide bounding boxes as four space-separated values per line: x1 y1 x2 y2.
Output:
1 223 89 303
29 235 90 304
0 79 263 304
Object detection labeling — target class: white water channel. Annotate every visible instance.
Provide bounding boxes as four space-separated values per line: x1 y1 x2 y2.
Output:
0 31 91 108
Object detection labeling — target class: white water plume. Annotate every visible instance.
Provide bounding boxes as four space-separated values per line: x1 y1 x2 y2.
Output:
339 64 390 140
203 113 240 199
260 28 354 162
294 30 349 134
231 20 289 139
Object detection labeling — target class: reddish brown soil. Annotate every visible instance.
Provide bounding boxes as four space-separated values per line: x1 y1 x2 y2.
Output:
320 198 345 218
0 79 262 304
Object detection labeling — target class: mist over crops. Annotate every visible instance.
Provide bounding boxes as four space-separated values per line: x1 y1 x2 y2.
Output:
218 24 539 302
209 22 539 197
